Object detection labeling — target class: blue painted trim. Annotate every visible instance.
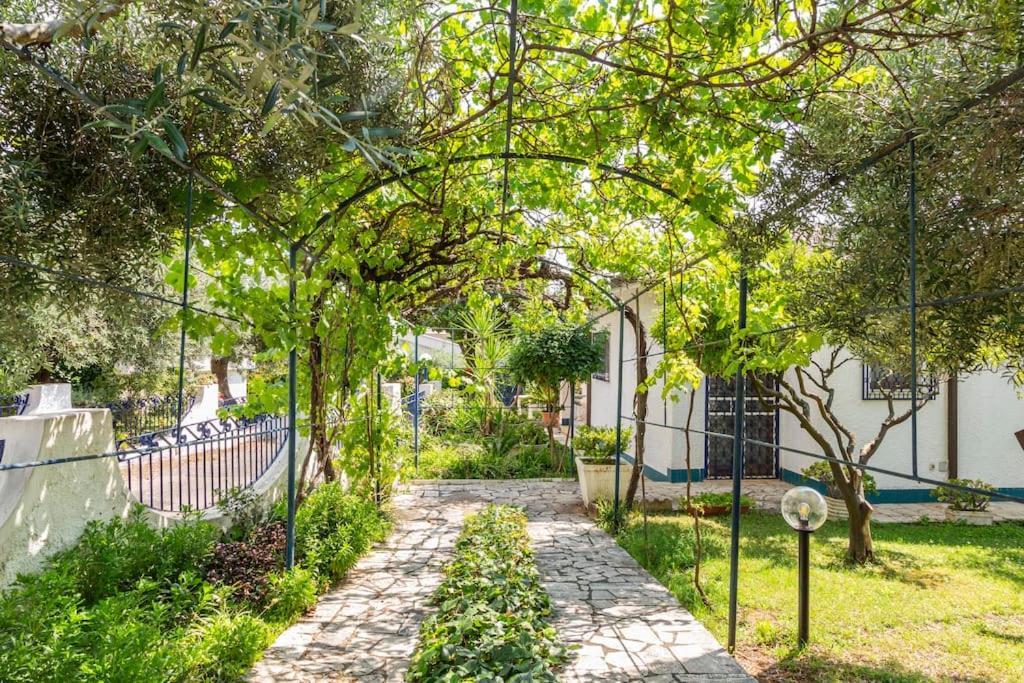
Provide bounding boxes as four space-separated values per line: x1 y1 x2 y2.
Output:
618 451 704 483
780 468 1024 504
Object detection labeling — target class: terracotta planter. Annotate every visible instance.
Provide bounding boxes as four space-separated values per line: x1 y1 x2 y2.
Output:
575 456 632 508
825 495 848 521
540 411 560 428
944 508 993 525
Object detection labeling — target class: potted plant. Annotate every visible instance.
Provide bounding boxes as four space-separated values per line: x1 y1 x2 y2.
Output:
507 322 605 469
933 478 995 525
572 425 633 507
801 461 877 521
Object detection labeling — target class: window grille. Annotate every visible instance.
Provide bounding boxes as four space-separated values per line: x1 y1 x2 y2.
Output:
862 364 937 400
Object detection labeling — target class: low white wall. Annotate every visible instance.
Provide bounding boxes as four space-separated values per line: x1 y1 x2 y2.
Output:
0 408 308 587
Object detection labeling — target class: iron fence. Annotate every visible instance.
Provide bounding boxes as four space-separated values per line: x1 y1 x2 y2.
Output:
84 394 197 438
117 414 287 512
0 393 29 417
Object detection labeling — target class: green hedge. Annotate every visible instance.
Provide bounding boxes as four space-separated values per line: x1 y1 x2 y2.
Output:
408 505 568 681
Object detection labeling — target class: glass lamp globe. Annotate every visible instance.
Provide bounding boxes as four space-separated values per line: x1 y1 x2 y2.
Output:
781 487 828 531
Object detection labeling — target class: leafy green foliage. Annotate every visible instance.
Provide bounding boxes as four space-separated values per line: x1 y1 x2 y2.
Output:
405 438 563 481
573 425 633 462
802 461 878 498
408 505 568 681
293 482 390 583
933 479 995 511
507 322 606 411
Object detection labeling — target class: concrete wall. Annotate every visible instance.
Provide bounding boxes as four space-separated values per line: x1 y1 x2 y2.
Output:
0 404 308 587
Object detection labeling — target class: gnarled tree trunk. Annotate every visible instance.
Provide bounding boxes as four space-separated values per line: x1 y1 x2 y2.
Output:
624 304 648 508
210 356 232 399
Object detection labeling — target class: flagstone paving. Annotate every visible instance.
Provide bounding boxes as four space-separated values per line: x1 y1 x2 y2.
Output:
250 479 754 682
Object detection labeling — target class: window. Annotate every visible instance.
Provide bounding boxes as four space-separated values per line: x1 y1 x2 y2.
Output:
862 364 937 400
593 334 610 382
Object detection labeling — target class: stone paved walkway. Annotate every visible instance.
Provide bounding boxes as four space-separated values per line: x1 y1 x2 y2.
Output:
251 479 753 682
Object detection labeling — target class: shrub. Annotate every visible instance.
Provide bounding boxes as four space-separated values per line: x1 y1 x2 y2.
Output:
420 387 467 435
407 441 565 480
933 478 995 511
683 492 755 515
506 322 605 413
46 506 219 605
186 611 270 682
573 425 632 462
294 482 389 582
205 522 286 606
801 460 877 498
264 566 319 622
408 505 567 681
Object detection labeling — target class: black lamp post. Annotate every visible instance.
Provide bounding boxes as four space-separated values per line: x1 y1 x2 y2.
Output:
781 486 828 647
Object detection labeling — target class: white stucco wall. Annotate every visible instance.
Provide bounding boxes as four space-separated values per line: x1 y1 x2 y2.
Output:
955 372 1024 488
588 286 695 479
590 295 1024 492
776 348 948 491
0 408 309 587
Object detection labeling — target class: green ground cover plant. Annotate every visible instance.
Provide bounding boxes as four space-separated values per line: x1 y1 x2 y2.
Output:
407 505 568 681
0 485 388 682
612 510 1024 682
403 438 567 480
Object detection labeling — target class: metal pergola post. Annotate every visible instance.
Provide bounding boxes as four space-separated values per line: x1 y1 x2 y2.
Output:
285 242 298 570
568 379 576 471
908 138 919 477
413 334 420 470
174 174 194 438
727 271 748 652
613 303 626 529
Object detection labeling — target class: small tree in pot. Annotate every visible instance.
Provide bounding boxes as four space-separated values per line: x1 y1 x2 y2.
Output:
507 322 605 468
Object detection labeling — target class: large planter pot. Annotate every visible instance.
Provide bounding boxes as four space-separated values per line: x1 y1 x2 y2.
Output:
540 411 560 428
575 456 633 508
944 508 993 525
825 495 848 521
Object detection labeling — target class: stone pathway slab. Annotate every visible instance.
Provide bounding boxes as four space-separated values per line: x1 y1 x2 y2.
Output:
252 479 753 682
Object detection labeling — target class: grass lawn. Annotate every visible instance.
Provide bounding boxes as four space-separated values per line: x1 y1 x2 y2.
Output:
615 511 1024 682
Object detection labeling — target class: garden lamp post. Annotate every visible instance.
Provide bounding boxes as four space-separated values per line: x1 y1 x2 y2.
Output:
781 486 827 647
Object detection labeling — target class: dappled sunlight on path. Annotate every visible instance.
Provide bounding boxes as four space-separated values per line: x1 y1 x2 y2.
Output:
251 479 753 682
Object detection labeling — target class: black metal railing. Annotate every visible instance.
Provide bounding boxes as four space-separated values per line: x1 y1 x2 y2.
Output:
117 414 288 512
219 396 246 408
0 393 29 417
862 364 938 401
85 394 197 438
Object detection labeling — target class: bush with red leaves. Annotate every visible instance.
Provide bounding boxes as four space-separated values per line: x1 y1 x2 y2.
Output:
204 522 285 605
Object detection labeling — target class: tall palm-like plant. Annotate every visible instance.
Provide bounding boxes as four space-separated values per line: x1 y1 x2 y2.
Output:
457 299 512 435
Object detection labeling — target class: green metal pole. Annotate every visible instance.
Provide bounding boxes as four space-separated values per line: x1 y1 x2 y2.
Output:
375 371 382 505
613 304 626 530
568 379 576 472
285 243 298 570
413 335 420 470
727 272 748 652
174 174 194 437
908 138 919 478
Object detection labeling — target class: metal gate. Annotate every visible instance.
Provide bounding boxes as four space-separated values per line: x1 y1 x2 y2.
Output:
705 375 778 479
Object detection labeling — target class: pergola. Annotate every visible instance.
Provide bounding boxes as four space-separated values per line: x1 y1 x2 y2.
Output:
3 1 1024 652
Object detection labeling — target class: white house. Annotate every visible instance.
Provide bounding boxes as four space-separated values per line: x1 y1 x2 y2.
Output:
587 285 1024 503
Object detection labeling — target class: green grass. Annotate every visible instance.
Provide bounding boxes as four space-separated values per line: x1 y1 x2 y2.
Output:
614 511 1024 682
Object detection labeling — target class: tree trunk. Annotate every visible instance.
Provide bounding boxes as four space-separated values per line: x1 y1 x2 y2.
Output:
846 499 875 562
210 356 232 399
623 304 648 508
